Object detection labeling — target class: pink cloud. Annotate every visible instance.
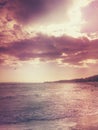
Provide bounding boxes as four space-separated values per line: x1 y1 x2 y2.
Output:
82 0 98 33
0 34 98 66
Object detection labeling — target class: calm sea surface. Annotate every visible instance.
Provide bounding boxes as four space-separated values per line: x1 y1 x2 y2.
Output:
0 82 98 130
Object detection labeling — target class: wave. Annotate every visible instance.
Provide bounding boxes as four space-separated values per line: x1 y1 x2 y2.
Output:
0 102 78 125
0 110 77 125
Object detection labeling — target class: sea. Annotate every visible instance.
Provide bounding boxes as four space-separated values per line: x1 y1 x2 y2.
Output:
0 82 98 130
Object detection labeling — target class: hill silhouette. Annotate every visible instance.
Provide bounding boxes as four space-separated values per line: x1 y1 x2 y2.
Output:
51 75 98 83
84 75 98 82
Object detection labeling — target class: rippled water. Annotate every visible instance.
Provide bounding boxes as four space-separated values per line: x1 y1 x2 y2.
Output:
0 82 98 130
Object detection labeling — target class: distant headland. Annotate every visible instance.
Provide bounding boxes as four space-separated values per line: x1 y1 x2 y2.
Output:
46 75 98 83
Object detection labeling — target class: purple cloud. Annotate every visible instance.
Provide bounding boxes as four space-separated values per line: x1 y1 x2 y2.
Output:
11 0 48 23
0 34 98 66
0 0 7 8
0 0 73 24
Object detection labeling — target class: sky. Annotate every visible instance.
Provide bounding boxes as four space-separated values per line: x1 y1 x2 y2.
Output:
0 0 98 82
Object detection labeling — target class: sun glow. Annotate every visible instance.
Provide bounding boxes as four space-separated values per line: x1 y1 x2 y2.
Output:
25 0 94 38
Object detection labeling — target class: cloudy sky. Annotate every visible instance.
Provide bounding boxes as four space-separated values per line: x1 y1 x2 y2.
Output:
0 0 98 82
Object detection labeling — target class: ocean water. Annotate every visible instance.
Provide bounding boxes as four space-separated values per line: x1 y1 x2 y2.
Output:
0 82 98 130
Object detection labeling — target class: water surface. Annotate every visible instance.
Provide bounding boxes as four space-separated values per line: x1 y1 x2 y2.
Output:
0 82 98 130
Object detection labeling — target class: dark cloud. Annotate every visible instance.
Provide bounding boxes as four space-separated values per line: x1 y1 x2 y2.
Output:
0 0 7 8
3 0 73 24
0 33 98 66
0 34 60 60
